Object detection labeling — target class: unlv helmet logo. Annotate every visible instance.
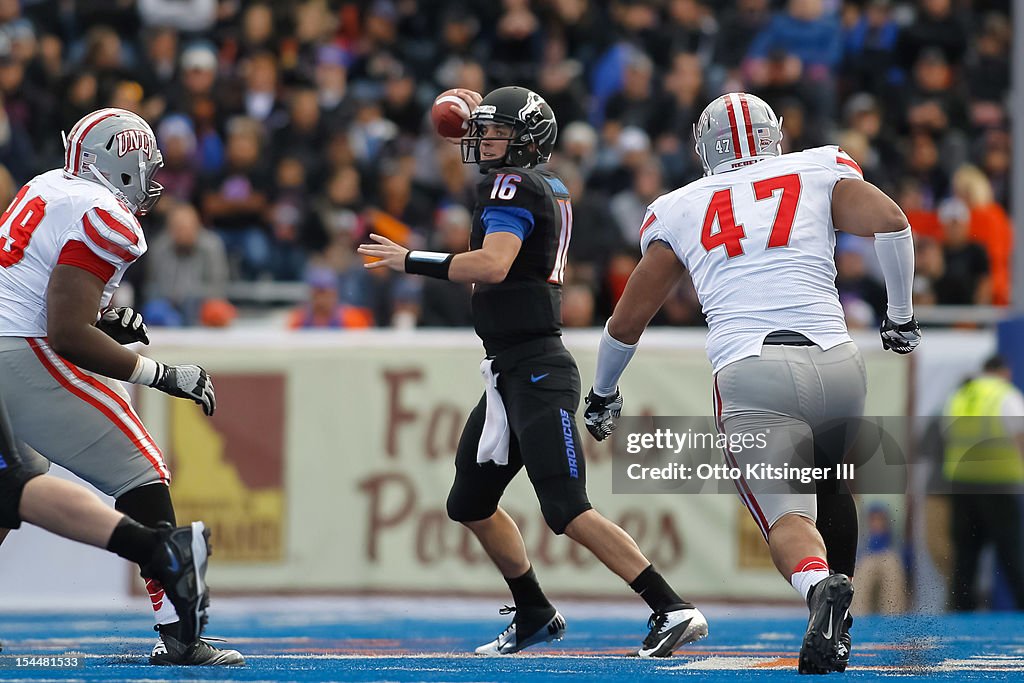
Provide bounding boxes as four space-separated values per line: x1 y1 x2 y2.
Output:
115 129 153 159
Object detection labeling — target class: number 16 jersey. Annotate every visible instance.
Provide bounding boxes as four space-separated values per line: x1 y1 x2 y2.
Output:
640 146 864 372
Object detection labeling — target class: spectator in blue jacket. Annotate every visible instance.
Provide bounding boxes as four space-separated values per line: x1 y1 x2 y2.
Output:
744 0 841 129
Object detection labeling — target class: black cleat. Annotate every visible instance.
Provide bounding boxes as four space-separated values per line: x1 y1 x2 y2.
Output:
150 630 246 666
142 522 210 645
475 605 566 655
799 574 854 674
637 603 709 657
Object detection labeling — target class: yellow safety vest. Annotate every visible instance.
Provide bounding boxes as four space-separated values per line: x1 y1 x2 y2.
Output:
943 376 1024 484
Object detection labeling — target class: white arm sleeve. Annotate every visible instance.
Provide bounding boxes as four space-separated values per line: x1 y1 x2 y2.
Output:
873 226 915 323
593 322 638 397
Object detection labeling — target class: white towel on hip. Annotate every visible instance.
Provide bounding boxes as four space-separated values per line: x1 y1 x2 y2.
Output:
477 358 511 466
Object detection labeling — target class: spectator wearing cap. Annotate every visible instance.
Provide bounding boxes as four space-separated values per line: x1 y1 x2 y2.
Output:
953 164 1011 306
561 121 600 182
144 203 230 327
288 267 374 330
314 44 354 122
934 197 990 305
174 42 221 132
201 116 274 279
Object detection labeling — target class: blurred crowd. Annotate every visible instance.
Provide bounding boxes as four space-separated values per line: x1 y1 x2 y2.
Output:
0 0 1011 328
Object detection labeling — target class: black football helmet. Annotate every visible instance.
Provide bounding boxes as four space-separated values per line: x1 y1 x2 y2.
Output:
461 86 557 172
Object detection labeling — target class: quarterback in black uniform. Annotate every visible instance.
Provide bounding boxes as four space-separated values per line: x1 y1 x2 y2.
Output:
359 86 707 656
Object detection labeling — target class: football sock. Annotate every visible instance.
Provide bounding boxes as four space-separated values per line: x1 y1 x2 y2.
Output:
630 564 685 613
505 566 552 610
106 516 159 565
792 556 831 603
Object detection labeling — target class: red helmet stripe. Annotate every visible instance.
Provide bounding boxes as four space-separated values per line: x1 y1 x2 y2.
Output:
739 94 757 158
67 109 119 175
723 96 742 159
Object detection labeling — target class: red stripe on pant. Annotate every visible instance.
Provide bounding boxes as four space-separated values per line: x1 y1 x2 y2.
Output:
26 339 168 484
713 375 771 540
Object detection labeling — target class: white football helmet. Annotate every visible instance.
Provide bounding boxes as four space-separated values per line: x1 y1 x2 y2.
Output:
62 108 164 215
693 93 783 175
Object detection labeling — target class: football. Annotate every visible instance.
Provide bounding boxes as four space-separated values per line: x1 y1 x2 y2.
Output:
431 89 474 138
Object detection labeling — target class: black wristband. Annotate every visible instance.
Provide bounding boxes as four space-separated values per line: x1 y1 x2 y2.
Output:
405 251 454 280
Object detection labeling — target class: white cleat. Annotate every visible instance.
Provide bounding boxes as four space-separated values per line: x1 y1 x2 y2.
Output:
475 606 567 656
637 603 709 657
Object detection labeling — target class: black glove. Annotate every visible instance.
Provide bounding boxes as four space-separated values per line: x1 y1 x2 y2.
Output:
151 363 217 416
584 388 623 441
880 316 921 354
96 306 149 345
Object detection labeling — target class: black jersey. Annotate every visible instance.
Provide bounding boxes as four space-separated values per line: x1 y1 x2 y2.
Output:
470 167 573 355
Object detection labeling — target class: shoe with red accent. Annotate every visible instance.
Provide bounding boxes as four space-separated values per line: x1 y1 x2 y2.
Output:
141 522 210 645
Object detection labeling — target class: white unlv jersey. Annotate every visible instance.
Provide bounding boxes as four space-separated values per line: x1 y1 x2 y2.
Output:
640 146 864 372
0 169 147 336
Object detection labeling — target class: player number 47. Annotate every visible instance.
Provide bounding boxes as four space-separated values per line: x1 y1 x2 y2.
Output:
700 173 802 258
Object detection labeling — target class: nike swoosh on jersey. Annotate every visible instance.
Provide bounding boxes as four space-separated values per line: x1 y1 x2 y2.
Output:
531 373 549 383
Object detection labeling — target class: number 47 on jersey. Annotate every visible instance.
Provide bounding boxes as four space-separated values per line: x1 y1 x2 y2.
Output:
701 173 801 258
